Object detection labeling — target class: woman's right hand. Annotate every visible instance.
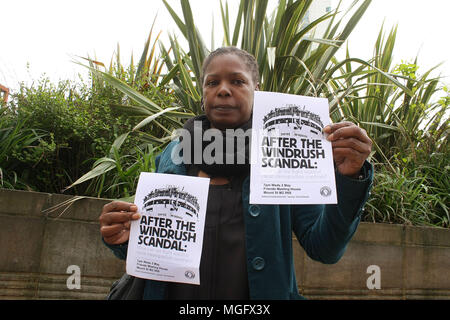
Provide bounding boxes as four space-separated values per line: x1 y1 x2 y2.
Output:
99 201 141 245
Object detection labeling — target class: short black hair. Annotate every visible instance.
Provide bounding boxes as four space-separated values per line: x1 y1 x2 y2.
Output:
200 47 259 86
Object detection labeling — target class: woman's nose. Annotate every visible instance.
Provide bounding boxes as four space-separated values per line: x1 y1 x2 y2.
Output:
217 83 231 97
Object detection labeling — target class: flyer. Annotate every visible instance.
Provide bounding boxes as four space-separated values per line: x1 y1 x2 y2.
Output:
250 91 337 204
126 172 210 285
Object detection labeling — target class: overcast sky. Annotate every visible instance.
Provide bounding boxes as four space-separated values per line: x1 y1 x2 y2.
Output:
1 0 449 93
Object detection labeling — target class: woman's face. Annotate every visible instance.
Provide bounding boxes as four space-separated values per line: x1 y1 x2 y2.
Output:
202 54 258 129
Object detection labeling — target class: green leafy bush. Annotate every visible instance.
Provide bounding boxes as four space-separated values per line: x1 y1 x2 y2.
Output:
4 75 141 194
365 152 449 228
0 108 52 190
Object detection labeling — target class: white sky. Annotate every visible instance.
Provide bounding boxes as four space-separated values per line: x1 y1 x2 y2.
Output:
1 0 450 94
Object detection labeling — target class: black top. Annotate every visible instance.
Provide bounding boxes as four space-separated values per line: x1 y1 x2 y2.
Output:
166 166 249 299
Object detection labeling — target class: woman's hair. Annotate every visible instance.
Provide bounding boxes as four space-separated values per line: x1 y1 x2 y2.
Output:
200 47 259 86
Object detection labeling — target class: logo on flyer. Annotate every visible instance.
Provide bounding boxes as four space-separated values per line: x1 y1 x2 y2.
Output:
320 186 332 197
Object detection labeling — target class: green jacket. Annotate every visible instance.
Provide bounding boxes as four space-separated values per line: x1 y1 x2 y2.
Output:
106 140 373 299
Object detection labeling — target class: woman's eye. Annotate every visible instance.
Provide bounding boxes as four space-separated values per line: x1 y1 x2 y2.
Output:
206 80 218 86
232 79 245 85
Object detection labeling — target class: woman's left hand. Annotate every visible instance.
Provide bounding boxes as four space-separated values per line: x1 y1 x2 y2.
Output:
323 121 372 178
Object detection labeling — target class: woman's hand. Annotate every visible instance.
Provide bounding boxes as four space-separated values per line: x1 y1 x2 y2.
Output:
323 122 372 178
99 201 140 245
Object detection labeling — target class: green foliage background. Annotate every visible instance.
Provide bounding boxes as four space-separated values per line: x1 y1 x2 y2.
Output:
0 0 448 227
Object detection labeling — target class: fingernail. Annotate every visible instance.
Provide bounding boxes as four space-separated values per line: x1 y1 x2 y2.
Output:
132 213 141 220
130 205 138 211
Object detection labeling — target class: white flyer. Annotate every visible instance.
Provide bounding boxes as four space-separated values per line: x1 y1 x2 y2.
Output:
250 91 337 204
126 172 210 285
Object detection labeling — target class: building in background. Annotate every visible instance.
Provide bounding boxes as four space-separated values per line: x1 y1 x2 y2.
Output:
0 84 9 103
302 0 332 38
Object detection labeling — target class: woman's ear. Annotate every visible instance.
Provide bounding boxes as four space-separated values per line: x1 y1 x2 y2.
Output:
255 83 260 91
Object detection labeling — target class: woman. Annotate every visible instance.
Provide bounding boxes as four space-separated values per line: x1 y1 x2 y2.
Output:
99 47 373 299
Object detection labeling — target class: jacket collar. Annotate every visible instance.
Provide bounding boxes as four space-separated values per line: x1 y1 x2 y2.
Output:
156 140 187 176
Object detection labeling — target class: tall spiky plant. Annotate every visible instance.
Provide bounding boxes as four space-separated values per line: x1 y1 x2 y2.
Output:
68 20 195 194
70 0 392 196
328 24 449 228
330 23 446 163
161 0 413 99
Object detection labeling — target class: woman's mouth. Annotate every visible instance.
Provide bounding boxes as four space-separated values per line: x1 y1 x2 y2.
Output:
213 105 238 111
